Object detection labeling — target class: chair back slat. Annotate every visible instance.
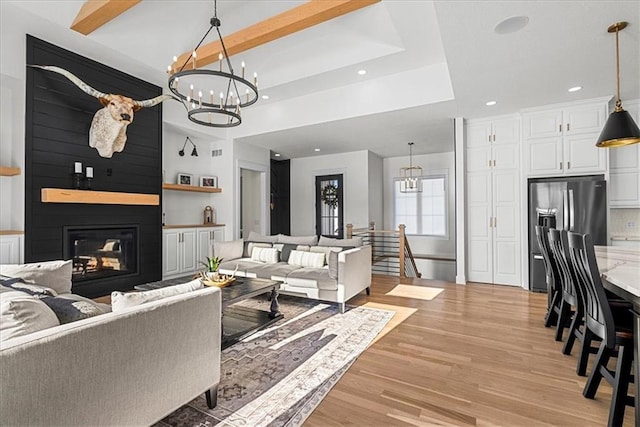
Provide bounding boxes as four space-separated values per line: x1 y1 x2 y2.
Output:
535 226 560 294
566 232 615 346
547 229 580 306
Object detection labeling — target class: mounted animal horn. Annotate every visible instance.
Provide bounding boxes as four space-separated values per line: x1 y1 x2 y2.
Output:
29 64 176 158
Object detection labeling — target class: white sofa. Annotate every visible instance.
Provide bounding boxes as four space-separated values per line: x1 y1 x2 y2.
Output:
0 286 222 426
217 234 371 313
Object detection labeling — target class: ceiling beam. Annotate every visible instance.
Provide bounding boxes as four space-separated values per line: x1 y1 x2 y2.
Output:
70 0 141 35
171 0 380 72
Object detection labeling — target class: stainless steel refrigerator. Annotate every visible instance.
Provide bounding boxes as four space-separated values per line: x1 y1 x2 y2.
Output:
528 175 607 292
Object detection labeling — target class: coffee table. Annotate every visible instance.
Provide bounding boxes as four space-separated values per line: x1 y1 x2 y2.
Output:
134 275 283 349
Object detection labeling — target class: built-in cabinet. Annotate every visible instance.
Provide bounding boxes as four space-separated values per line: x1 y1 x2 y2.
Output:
162 226 224 279
609 100 640 208
0 233 24 264
522 99 608 176
466 116 521 285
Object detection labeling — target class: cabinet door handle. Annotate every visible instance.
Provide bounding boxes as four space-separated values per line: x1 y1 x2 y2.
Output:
560 162 563 170
489 217 492 228
489 160 492 168
559 124 562 133
494 217 497 228
567 161 571 169
567 123 570 132
493 159 496 167
488 134 491 143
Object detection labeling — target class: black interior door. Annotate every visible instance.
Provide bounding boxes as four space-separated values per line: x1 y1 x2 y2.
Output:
315 174 344 238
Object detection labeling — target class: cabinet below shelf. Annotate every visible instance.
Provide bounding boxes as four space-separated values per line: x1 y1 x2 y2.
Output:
162 183 221 193
0 166 21 176
41 188 159 205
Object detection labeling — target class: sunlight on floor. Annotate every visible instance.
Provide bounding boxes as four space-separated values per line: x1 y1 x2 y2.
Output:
385 284 444 301
362 302 417 345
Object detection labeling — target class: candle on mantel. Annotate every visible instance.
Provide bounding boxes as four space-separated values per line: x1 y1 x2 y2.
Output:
86 167 93 178
74 162 82 173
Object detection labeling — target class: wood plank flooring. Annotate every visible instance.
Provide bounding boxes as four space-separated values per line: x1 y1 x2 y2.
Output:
306 275 634 426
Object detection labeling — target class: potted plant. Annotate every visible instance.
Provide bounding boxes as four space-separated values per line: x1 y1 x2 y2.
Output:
201 256 223 280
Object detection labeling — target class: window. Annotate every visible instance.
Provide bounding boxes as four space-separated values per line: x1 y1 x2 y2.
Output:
394 175 447 236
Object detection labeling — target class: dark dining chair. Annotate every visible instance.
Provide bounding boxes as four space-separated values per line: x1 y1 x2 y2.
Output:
547 229 583 354
567 232 635 427
535 225 561 327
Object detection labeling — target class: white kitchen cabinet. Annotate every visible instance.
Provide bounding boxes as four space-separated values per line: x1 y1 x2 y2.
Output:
523 100 608 176
163 226 224 279
609 100 640 207
466 116 521 285
0 233 24 264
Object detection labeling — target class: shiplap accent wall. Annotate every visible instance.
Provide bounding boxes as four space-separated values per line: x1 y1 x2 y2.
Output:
25 35 162 298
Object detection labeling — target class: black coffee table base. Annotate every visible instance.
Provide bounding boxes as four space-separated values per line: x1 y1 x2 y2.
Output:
221 304 283 349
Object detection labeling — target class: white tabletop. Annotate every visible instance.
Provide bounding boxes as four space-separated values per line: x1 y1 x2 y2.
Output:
595 246 640 298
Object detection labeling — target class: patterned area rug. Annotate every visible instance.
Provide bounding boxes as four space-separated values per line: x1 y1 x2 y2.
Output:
155 295 393 427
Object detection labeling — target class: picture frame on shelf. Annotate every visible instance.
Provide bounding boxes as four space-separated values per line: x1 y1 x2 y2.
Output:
200 176 218 188
177 173 193 186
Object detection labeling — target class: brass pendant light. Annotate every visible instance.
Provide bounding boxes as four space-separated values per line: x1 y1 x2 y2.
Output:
596 22 640 148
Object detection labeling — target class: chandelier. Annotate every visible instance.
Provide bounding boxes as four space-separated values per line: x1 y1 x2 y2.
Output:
166 0 258 128
399 142 423 193
596 21 640 147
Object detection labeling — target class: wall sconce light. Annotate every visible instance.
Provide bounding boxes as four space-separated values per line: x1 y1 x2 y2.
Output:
179 136 198 156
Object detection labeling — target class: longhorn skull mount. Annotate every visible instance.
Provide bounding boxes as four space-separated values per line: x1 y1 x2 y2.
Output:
29 65 177 158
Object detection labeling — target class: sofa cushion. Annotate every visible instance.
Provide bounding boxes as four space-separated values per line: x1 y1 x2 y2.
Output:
40 294 109 324
111 278 203 312
286 268 338 291
277 234 318 246
243 242 272 258
251 247 279 264
0 277 57 297
310 246 344 264
247 231 278 243
318 236 362 247
288 250 325 268
0 285 60 341
0 260 72 294
213 239 244 261
273 243 309 262
328 250 339 279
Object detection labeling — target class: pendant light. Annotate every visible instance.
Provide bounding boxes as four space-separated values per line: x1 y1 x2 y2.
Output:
399 142 423 193
596 22 640 148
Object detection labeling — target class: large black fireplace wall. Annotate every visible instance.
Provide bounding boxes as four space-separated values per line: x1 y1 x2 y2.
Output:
25 35 162 298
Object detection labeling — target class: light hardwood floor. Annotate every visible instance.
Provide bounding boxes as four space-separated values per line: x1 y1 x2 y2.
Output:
306 275 634 426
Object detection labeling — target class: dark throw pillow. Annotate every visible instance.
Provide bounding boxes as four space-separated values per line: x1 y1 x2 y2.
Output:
40 295 105 324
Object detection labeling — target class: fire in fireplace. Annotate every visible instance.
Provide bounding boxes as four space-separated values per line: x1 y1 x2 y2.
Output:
64 226 139 283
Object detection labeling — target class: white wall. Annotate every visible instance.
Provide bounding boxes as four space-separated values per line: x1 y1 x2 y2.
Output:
233 142 270 238
383 151 456 280
290 150 372 236
368 151 384 230
241 169 262 237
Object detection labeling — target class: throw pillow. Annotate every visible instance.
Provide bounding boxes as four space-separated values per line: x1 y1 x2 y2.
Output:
0 277 57 297
243 242 272 258
0 260 72 294
251 247 279 264
318 236 363 247
328 250 339 279
277 234 319 246
0 286 60 342
246 231 278 243
110 278 203 312
310 246 343 264
287 250 325 269
40 294 108 324
272 243 299 262
213 239 244 261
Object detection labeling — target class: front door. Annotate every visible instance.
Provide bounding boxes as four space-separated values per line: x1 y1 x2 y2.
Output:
315 174 344 238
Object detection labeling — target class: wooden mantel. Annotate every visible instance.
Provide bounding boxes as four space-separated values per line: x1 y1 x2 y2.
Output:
41 188 159 206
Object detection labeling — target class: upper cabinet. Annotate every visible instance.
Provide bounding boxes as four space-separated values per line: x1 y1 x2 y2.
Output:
609 100 640 208
522 99 608 176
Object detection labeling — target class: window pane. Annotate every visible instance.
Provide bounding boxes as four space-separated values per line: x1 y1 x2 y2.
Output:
394 176 447 237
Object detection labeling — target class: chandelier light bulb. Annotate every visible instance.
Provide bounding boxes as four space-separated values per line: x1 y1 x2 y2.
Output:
192 50 197 69
173 55 178 63
167 65 172 73
220 92 224 108
241 61 245 78
253 72 258 87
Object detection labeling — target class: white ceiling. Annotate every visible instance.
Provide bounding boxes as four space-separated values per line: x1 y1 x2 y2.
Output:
6 0 640 159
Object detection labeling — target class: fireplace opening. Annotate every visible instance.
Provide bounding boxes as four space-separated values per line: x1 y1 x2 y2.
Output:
64 226 139 283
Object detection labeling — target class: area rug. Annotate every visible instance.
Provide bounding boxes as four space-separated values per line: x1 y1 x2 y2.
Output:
155 295 394 427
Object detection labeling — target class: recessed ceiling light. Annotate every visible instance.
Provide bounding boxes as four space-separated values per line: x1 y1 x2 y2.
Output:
357 69 367 75
314 148 321 152
568 86 582 93
274 153 281 157
261 95 269 100
494 16 529 34
486 100 497 106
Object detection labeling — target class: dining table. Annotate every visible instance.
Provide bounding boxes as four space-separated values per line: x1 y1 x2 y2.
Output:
595 245 640 425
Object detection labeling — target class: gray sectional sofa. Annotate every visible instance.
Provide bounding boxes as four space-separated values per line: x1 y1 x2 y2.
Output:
215 233 372 313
